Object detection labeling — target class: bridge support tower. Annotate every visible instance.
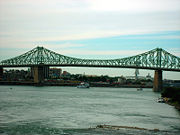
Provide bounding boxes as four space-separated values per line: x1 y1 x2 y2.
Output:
31 66 49 83
33 66 44 83
153 70 162 92
0 67 3 79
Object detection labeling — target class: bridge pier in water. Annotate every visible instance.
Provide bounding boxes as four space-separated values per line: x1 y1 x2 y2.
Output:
32 66 49 83
153 70 163 92
0 67 3 79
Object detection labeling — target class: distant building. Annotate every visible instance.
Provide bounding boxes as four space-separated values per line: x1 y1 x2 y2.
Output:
163 79 180 88
3 69 29 81
146 73 153 80
49 68 62 78
85 75 98 77
62 71 71 76
125 76 136 80
118 76 126 84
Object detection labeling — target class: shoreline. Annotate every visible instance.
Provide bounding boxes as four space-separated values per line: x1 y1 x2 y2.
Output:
166 101 180 111
0 81 152 88
95 125 160 131
161 87 180 111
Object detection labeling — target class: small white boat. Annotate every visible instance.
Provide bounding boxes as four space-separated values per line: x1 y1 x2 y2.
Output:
137 88 143 91
157 97 165 103
77 82 90 88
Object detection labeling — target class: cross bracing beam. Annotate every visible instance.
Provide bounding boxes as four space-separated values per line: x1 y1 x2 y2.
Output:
0 46 180 71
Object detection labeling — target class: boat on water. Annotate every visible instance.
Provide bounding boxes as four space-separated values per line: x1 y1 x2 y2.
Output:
77 82 90 88
137 88 143 91
157 97 165 103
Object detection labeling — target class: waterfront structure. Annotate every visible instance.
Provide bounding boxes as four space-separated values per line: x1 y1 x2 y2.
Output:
146 73 153 81
118 76 126 84
62 71 71 77
3 69 29 81
0 46 180 91
49 68 62 78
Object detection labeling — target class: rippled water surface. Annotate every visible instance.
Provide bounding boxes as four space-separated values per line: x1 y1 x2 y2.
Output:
0 86 180 135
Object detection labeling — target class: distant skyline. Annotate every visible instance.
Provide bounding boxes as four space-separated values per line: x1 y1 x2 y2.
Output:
0 0 180 79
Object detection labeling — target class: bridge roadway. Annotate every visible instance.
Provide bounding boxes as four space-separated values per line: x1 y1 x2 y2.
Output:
0 46 180 92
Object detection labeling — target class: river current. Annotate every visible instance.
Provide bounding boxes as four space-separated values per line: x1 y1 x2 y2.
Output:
0 86 180 135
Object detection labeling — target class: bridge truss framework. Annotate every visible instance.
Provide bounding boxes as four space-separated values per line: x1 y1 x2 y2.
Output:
0 46 180 91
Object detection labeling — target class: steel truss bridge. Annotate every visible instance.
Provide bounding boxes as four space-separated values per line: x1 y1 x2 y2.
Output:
0 46 180 91
0 46 180 71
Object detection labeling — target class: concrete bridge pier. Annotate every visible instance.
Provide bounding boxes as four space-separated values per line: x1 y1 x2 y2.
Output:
0 67 3 79
31 66 49 83
153 70 163 92
32 66 44 83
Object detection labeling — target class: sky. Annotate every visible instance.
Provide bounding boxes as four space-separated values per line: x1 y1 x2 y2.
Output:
0 0 180 79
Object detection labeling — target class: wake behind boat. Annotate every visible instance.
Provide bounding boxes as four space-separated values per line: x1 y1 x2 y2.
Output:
77 82 90 88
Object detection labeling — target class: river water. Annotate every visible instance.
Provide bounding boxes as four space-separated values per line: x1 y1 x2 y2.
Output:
0 86 180 135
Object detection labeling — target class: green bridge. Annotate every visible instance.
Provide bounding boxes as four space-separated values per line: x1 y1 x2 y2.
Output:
0 46 180 91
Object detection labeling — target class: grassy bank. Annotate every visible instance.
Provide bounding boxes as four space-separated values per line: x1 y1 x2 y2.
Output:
161 87 180 110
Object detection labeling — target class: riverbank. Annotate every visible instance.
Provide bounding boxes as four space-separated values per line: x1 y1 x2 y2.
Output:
161 87 180 111
168 102 180 111
96 125 160 131
0 81 152 88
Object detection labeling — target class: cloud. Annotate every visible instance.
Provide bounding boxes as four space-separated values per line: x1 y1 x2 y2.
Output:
121 35 180 40
89 0 180 12
0 1 180 56
0 0 180 49
3 0 179 14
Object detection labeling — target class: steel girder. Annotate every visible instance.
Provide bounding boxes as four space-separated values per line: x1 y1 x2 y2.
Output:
0 46 180 71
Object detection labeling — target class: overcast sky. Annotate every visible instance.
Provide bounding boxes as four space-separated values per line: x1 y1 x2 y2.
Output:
0 0 180 79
